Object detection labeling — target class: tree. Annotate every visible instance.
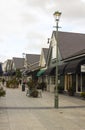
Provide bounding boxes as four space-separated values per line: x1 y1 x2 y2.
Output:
15 69 22 80
0 87 6 97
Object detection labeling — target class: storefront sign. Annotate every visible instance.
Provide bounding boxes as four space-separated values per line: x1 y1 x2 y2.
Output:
81 65 85 72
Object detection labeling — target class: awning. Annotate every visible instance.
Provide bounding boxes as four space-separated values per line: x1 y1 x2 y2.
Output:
3 72 8 76
3 71 15 76
51 64 67 75
44 67 53 75
58 64 68 74
65 58 85 74
44 64 67 76
37 69 46 77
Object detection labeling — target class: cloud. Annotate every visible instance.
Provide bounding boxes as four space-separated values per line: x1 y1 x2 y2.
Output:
25 39 49 54
0 0 85 62
49 0 85 33
21 0 48 8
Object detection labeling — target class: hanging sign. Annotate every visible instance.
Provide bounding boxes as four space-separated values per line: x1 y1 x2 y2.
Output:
81 65 85 72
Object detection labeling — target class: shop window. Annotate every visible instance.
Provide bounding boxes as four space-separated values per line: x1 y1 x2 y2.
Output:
82 73 85 91
78 74 81 92
65 74 72 91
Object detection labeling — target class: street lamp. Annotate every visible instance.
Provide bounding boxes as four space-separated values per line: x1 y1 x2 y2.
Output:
53 11 62 108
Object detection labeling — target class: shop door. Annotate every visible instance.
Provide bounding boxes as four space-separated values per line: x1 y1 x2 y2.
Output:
82 73 85 91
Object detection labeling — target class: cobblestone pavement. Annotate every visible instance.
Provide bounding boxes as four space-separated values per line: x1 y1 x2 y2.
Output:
0 87 85 130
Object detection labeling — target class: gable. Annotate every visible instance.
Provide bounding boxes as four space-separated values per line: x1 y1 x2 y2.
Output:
48 35 62 67
40 49 46 67
51 34 62 60
40 48 48 67
53 31 85 60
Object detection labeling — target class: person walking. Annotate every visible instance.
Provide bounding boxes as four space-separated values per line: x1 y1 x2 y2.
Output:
2 78 5 86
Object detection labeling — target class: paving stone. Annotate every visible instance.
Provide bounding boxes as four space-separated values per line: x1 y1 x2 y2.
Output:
0 87 85 130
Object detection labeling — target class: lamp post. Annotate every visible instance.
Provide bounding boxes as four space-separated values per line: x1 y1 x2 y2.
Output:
22 53 25 59
53 11 61 108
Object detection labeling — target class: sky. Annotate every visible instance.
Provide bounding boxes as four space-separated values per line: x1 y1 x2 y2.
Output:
0 0 85 62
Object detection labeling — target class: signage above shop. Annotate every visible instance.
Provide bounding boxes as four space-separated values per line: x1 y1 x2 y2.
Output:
81 65 85 72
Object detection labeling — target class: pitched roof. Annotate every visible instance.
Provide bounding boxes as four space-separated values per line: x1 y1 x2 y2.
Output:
53 31 85 60
67 49 85 59
26 54 40 64
13 57 24 69
30 62 40 71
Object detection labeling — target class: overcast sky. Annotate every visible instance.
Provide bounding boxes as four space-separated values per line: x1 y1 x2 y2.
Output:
0 0 85 62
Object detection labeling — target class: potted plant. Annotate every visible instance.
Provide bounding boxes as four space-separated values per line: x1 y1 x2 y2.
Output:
6 78 19 88
30 90 38 97
27 80 39 97
0 87 6 97
68 86 75 96
80 92 85 99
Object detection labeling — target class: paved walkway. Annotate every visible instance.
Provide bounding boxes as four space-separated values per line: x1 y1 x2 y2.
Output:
0 87 85 130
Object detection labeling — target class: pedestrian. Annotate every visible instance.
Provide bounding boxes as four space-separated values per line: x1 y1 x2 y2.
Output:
22 82 25 91
19 79 22 85
2 78 5 86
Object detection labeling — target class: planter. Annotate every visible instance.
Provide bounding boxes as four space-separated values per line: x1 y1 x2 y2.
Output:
6 79 19 88
68 86 75 96
0 87 6 97
68 91 75 96
27 80 38 97
80 92 85 99
30 90 38 97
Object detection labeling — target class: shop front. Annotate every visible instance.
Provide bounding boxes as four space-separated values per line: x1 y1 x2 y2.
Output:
64 58 85 93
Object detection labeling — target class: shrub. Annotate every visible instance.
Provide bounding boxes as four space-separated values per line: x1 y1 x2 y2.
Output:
68 86 75 96
27 80 36 91
30 90 38 97
58 85 64 93
80 92 85 98
15 69 22 79
0 87 6 97
6 79 19 88
27 80 39 97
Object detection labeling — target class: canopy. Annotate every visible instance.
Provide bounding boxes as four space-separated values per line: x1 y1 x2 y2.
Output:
37 69 46 77
65 58 85 74
3 71 16 76
44 64 67 76
44 67 53 75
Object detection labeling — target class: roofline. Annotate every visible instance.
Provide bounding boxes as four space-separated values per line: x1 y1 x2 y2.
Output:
31 66 41 71
62 54 85 62
53 30 85 35
30 61 40 67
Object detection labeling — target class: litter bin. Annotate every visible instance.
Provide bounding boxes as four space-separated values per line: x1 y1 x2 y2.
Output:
22 83 25 91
